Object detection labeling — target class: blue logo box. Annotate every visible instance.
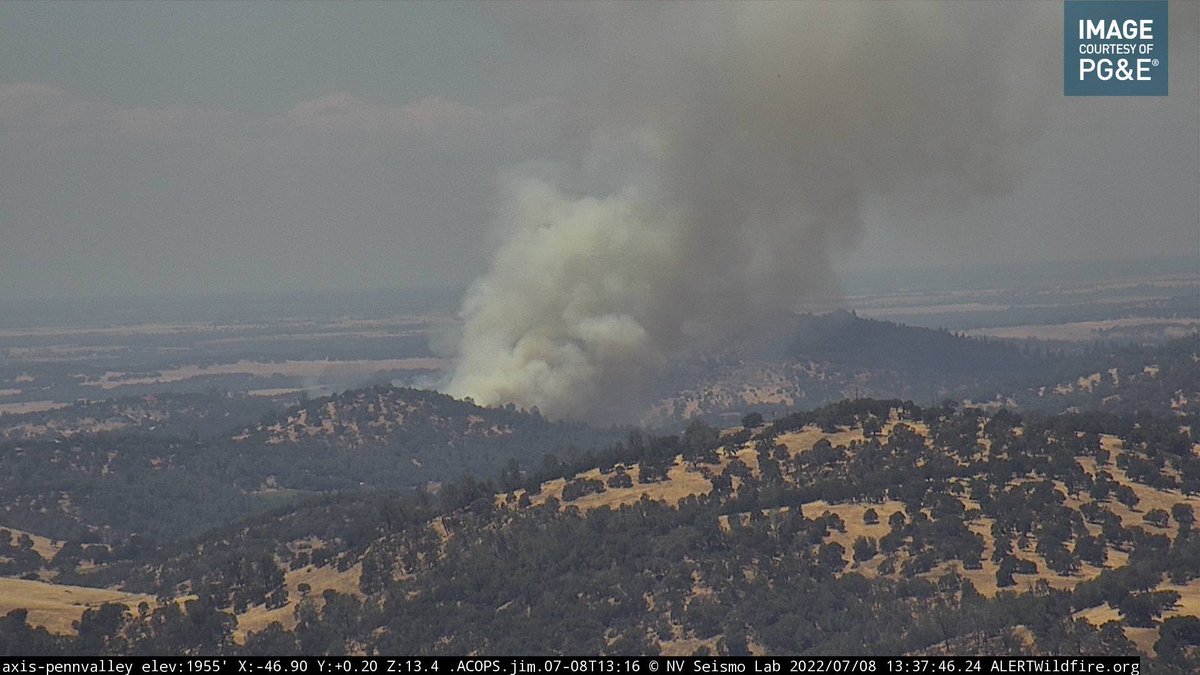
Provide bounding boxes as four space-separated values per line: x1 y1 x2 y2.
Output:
1064 0 1168 96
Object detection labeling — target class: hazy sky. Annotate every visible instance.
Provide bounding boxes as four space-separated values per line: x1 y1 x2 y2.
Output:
1 1 1196 300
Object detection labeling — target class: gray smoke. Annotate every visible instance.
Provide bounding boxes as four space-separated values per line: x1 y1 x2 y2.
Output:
447 2 1054 421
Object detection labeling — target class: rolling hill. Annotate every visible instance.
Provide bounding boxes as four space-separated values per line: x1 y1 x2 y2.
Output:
0 386 620 547
645 314 1198 427
7 399 1195 666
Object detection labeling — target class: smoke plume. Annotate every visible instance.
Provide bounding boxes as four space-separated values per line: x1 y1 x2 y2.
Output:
447 2 1053 421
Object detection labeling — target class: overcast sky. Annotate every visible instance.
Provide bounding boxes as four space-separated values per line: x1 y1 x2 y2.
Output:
1 1 1196 300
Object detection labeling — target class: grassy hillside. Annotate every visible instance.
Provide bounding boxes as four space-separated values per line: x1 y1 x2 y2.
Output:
7 399 1195 667
1012 336 1199 417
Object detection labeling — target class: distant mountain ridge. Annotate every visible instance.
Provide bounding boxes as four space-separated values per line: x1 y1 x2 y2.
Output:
647 311 1046 426
787 310 1034 376
647 312 1198 426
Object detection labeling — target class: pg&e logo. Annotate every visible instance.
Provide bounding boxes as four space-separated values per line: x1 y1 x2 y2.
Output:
1064 1 1168 96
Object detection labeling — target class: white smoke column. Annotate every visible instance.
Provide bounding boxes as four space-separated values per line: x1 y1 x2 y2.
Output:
448 2 1054 421
448 181 680 418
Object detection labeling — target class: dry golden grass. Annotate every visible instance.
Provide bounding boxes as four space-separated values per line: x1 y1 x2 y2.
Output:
714 497 1114 599
517 422 877 514
775 427 860 455
804 499 904 548
1161 578 1200 619
1072 577 1200 658
0 577 153 635
511 420 934 519
1124 627 1160 656
1072 437 1200 542
576 465 713 511
241 415 1200 660
2 527 62 560
0 401 69 416
659 636 720 656
1074 603 1121 626
930 435 1198 601
774 418 928 455
233 562 362 643
1075 576 1200 657
433 420 1199 655
707 428 1196 604
522 461 713 513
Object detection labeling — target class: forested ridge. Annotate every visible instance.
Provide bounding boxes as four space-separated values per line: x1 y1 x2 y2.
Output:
651 316 1197 425
0 387 621 546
